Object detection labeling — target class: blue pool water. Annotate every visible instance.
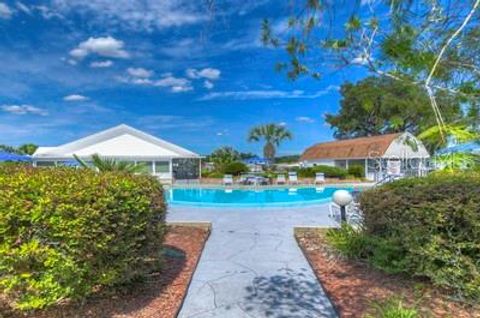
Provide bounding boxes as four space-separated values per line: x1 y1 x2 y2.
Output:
167 187 352 207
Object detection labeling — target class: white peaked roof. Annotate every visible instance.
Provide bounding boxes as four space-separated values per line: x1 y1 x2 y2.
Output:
33 124 200 159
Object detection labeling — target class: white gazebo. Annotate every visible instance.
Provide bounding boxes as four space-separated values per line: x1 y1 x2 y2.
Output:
32 124 201 183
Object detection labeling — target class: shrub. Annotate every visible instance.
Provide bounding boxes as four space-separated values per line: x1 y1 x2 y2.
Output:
222 161 249 176
347 165 365 178
359 172 480 300
326 224 408 274
366 298 419 318
296 165 348 179
0 166 167 310
202 170 224 178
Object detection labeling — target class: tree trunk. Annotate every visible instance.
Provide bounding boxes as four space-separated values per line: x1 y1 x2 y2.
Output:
263 142 275 163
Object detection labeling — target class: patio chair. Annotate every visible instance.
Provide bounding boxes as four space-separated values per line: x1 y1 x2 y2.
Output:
276 174 286 185
288 171 299 185
223 174 233 186
314 172 325 184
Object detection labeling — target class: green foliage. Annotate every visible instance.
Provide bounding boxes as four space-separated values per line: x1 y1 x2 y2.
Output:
275 155 300 164
347 165 364 178
433 153 480 172
366 298 419 318
296 165 347 179
0 144 38 155
0 166 166 310
207 146 241 172
359 172 480 300
222 161 249 176
16 144 38 155
325 77 461 139
0 144 18 154
418 124 479 153
326 224 408 274
263 1 480 136
74 154 146 173
247 124 292 162
326 223 369 259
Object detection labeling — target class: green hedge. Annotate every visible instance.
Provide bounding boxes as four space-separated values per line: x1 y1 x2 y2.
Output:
347 165 364 178
359 172 480 300
0 166 167 310
296 165 348 179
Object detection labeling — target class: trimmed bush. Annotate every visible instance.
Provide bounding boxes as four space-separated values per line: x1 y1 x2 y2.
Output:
296 165 348 179
222 161 249 176
0 166 167 310
359 172 480 300
347 165 364 178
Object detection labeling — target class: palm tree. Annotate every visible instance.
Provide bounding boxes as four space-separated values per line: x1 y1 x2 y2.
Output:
73 154 146 173
247 124 292 162
207 146 240 172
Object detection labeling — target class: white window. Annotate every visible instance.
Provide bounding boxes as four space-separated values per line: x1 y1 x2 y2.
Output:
155 161 169 173
136 161 153 173
36 161 56 167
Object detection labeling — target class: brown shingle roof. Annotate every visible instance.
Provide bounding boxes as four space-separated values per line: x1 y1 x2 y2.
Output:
300 133 402 160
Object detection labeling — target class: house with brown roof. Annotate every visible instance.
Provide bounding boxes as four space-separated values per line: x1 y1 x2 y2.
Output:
300 132 430 180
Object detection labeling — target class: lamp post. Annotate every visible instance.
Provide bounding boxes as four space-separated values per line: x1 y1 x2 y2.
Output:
333 190 353 223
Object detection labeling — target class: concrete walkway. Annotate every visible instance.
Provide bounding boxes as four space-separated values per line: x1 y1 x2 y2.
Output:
167 204 339 318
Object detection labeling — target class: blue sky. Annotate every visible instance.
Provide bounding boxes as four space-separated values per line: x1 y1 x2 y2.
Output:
0 0 370 155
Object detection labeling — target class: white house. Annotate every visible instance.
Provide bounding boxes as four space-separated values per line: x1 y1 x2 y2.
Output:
300 132 430 180
32 124 201 183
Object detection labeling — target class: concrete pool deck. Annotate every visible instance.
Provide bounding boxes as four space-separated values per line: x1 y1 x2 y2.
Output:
167 204 339 318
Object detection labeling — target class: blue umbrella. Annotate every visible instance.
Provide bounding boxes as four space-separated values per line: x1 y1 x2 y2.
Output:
436 141 480 155
0 151 31 162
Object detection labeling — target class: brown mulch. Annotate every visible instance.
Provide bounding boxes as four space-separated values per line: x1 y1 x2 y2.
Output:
1 225 209 318
295 228 479 318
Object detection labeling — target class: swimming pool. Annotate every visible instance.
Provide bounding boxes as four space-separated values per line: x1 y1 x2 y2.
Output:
167 187 353 207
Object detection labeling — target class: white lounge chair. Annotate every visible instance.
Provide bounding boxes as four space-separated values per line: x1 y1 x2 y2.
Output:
276 174 286 185
288 172 299 185
223 174 233 186
314 172 325 184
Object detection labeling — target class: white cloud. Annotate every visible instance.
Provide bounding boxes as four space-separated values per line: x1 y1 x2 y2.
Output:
1 104 47 116
127 67 153 78
278 122 287 127
295 116 315 123
90 60 113 68
351 54 370 65
204 80 214 89
15 2 31 15
155 75 192 93
69 36 129 60
51 0 207 31
119 71 192 93
63 94 88 102
186 67 221 80
198 88 338 101
0 3 12 19
136 114 214 131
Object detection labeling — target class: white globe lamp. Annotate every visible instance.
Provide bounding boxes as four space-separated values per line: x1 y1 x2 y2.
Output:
332 190 353 222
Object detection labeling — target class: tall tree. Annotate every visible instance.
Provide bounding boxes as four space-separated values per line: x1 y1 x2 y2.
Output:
0 145 19 154
207 146 241 171
326 76 462 139
247 124 292 162
17 144 38 155
262 0 480 139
